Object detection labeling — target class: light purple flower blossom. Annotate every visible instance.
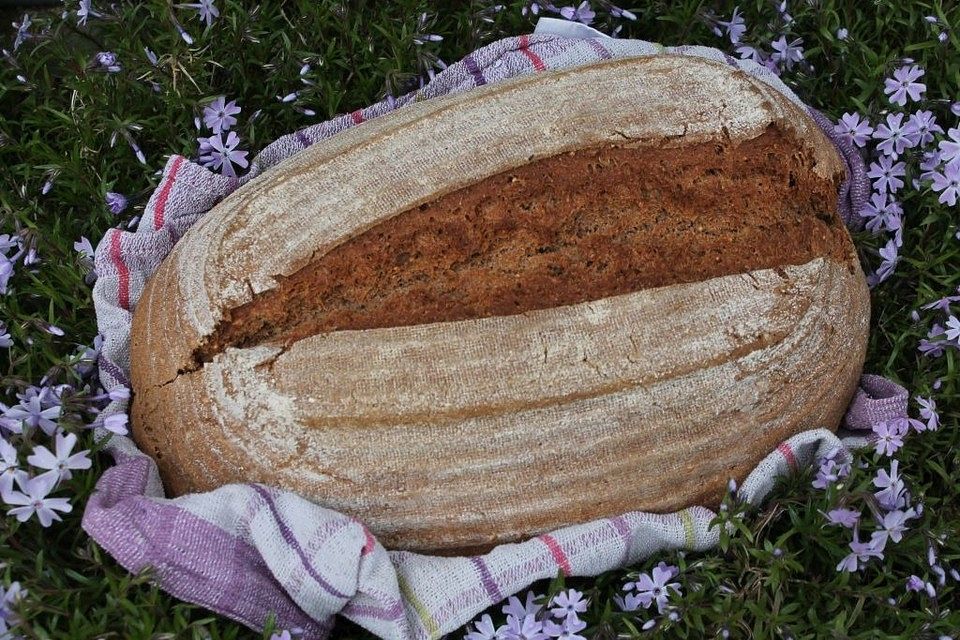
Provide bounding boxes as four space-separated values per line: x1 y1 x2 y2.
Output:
873 508 917 546
868 239 899 287
931 164 960 207
0 438 20 496
103 413 128 436
859 191 902 235
543 616 587 640
916 396 939 431
907 110 943 147
835 113 873 148
198 131 249 178
549 589 587 621
812 446 851 489
465 614 505 640
12 13 31 51
145 46 158 66
867 156 906 194
873 113 920 158
884 65 926 106
735 44 765 64
919 149 943 183
3 395 61 436
873 459 910 510
559 1 595 25
27 431 92 483
938 127 960 171
717 6 746 43
837 528 884 572
77 0 100 26
872 418 907 456
270 632 292 640
521 2 542 17
105 191 128 214
0 580 25 635
3 472 72 527
770 36 804 70
945 315 960 342
94 51 121 73
502 614 548 640
608 5 636 20
202 96 241 134
836 27 848 40
776 0 792 24
626 563 681 614
0 324 11 348
825 508 860 528
183 0 219 28
613 591 645 612
0 257 14 294
906 575 925 592
503 591 543 620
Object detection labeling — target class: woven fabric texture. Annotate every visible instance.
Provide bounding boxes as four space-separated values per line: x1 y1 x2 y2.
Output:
82 30 900 640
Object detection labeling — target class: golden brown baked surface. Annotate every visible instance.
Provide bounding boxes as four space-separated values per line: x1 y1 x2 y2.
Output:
193 126 848 364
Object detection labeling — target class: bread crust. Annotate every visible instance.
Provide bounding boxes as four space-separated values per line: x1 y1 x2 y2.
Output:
130 54 868 553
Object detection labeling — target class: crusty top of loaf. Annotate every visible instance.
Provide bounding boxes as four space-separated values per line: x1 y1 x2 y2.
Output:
132 53 846 392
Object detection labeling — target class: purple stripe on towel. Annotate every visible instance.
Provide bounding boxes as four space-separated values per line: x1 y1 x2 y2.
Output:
469 556 503 603
251 484 351 600
294 130 313 149
463 54 487 86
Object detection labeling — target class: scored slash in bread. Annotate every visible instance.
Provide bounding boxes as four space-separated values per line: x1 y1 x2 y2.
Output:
130 54 870 554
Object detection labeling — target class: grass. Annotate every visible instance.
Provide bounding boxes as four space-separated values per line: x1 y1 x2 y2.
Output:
1 0 959 638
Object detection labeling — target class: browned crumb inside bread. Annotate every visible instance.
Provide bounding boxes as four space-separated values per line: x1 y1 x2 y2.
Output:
193 124 848 364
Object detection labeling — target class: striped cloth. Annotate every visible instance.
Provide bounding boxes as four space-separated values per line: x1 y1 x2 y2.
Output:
82 24 902 640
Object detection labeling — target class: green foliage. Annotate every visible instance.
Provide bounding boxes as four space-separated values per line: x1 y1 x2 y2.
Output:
0 0 958 638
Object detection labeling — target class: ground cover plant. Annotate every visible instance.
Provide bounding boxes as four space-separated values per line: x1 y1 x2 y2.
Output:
0 0 959 638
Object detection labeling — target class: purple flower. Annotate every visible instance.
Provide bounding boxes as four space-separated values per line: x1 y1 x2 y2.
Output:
0 580 25 634
94 51 121 73
626 563 681 614
837 528 884 572
872 418 906 456
0 257 14 295
465 614 505 640
859 192 902 235
3 472 72 527
521 2 542 17
608 5 636 20
938 127 960 171
873 113 919 158
270 632 292 640
549 589 587 621
198 131 249 177
884 65 926 106
613 591 645 612
916 396 940 431
907 111 943 147
867 156 906 194
946 316 960 342
77 0 100 26
502 614 548 640
559 1 595 25
717 6 746 43
202 96 241 134
931 164 960 207
0 438 20 496
105 191 128 214
919 324 951 357
868 239 899 287
776 0 792 25
770 36 804 70
0 324 11 348
12 13 31 51
919 150 943 183
27 431 92 483
836 27 848 40
543 616 587 640
503 591 543 620
183 0 219 28
3 395 61 436
835 113 873 148
824 508 860 528
873 459 910 510
103 413 128 436
812 447 851 489
735 44 765 64
873 508 917 546
906 575 925 592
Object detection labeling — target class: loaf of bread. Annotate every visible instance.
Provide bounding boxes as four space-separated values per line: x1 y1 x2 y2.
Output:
129 55 870 553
